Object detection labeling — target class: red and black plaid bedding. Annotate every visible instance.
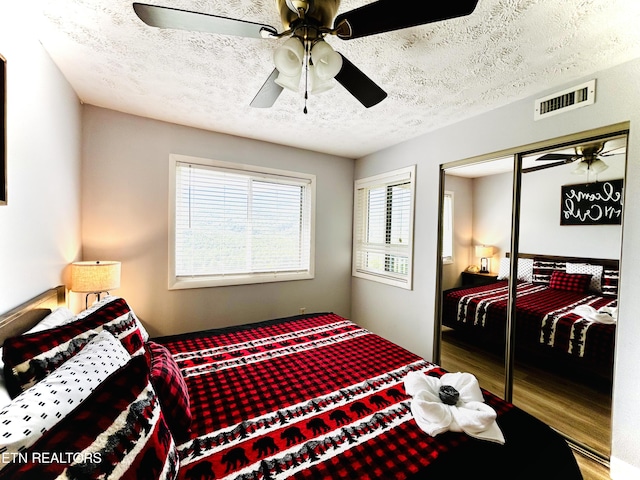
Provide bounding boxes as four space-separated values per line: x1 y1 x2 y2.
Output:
443 281 616 369
155 313 581 480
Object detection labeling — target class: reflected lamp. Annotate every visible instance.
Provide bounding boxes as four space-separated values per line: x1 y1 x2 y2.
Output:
475 246 494 273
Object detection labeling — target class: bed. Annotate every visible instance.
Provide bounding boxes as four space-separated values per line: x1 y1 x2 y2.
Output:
0 287 583 479
442 253 618 384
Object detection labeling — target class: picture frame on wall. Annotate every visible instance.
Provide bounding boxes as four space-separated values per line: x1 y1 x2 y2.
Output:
1 53 6 205
560 179 624 226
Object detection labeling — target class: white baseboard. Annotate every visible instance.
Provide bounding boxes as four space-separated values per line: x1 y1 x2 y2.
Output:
610 456 640 479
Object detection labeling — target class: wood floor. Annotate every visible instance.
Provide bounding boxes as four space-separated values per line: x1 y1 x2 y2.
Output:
440 327 612 480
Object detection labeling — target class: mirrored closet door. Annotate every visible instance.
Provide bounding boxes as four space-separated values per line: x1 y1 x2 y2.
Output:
435 127 628 464
437 157 515 398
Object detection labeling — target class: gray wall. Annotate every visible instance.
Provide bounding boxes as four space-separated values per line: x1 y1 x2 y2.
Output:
353 59 640 478
80 106 354 337
442 175 473 290
0 3 82 312
519 157 624 257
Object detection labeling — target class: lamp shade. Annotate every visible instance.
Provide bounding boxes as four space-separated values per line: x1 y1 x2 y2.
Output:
71 261 121 293
475 246 494 258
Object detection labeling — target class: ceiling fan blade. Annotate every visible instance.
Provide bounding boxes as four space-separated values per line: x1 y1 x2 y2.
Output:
523 161 568 174
536 153 577 162
133 3 278 39
600 145 626 157
333 0 479 40
334 54 387 108
250 69 284 108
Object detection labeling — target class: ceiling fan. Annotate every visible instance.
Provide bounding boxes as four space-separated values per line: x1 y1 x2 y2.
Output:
132 0 479 111
525 141 625 174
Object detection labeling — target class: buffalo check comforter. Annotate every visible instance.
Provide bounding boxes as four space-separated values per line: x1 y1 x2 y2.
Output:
155 312 582 480
443 280 616 380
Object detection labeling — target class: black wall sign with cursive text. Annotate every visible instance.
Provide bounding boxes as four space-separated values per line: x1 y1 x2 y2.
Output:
561 179 624 225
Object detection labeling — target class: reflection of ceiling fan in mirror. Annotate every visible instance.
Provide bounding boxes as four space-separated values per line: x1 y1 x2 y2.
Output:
527 141 625 175
132 0 479 110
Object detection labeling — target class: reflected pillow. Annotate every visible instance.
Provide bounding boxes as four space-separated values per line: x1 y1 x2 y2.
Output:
566 263 603 293
496 257 533 282
548 271 592 293
602 268 619 298
532 259 566 285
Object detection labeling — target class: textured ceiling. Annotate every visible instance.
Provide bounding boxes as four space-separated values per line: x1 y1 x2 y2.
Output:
38 0 640 159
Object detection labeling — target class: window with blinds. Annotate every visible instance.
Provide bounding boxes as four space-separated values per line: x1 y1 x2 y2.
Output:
442 191 454 264
352 165 416 289
169 155 315 289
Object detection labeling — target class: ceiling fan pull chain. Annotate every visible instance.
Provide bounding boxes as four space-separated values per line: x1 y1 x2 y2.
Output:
303 40 310 114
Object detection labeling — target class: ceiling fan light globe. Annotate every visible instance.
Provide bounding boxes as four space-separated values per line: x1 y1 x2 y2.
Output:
273 37 304 76
311 41 343 80
572 162 589 175
274 69 302 92
309 65 335 94
590 159 609 174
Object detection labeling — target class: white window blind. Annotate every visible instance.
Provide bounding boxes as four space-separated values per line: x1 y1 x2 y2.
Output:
170 156 315 289
442 191 454 264
352 166 416 289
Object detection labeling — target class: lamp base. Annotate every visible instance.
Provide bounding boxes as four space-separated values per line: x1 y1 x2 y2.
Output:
480 257 490 273
84 291 108 310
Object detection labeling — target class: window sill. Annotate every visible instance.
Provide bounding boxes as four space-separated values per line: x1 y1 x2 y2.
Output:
169 271 314 289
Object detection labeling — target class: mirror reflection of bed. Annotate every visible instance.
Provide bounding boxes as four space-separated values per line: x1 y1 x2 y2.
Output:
437 130 626 479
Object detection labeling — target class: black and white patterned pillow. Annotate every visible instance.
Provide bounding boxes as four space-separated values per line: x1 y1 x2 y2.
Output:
0 356 179 480
0 330 131 464
602 268 620 298
496 258 533 282
566 262 603 293
532 259 566 285
75 296 149 341
3 298 146 397
0 307 75 408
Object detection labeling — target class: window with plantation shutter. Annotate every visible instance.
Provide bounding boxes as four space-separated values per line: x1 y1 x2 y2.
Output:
169 155 315 289
352 165 416 289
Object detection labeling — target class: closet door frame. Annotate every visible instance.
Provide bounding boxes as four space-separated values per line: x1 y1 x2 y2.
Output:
434 122 629 404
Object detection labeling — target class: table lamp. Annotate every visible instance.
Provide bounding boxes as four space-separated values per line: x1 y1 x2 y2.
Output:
475 246 494 273
71 260 121 309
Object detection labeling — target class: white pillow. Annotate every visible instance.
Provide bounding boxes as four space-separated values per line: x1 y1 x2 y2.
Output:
0 349 9 409
518 258 534 282
0 330 131 467
496 258 533 282
497 258 510 280
24 307 75 334
566 262 604 293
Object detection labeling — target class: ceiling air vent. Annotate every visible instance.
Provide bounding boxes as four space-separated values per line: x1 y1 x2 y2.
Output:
534 79 596 121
